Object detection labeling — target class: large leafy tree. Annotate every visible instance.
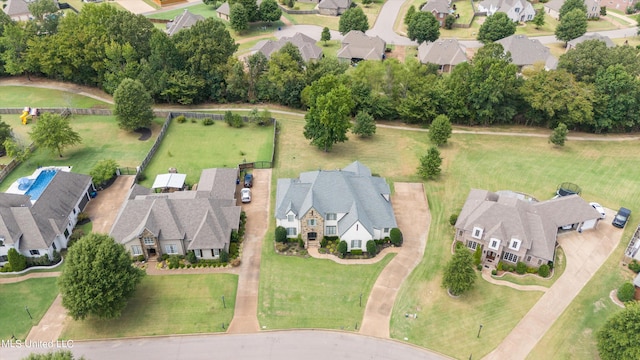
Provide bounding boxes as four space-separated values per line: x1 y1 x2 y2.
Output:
549 122 568 146
226 57 249 102
407 11 440 44
477 12 516 43
28 0 60 33
246 51 269 102
137 29 182 101
303 76 355 151
557 40 610 83
114 78 154 131
0 22 36 77
59 233 145 320
593 64 640 132
29 113 81 157
352 110 376 137
417 146 442 180
429 114 452 146
230 0 259 22
259 0 281 23
597 304 640 360
0 117 13 154
339 7 369 34
555 8 587 44
264 47 306 107
532 9 545 29
230 3 249 32
559 0 587 19
442 247 476 296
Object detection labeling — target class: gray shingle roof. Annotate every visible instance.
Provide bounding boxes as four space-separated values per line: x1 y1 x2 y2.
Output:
3 0 31 18
217 2 230 15
567 33 615 49
497 34 558 70
337 30 386 61
252 33 323 62
275 161 397 237
421 0 450 14
455 189 600 261
318 0 350 10
166 9 204 36
417 39 468 66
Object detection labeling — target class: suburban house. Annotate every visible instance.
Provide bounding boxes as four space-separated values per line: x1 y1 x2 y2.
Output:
421 0 451 26
110 168 241 261
417 39 468 72
545 0 601 19
337 30 387 62
275 161 397 251
252 33 323 62
0 169 94 266
497 34 558 70
566 33 615 50
601 0 637 10
217 2 231 21
477 0 536 22
455 189 601 268
2 0 34 21
318 0 351 16
166 9 204 36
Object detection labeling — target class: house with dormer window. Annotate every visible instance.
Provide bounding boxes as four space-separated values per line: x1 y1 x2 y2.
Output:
455 189 601 268
275 161 397 252
477 0 536 22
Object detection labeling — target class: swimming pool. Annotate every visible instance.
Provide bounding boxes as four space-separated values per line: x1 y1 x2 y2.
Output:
25 170 58 201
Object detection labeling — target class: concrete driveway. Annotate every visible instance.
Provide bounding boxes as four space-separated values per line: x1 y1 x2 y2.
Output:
483 217 623 360
366 0 417 45
227 169 271 333
83 176 135 234
360 183 430 338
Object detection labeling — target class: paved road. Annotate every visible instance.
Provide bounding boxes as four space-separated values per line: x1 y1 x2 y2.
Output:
367 0 416 45
483 214 623 360
0 331 450 360
360 183 430 338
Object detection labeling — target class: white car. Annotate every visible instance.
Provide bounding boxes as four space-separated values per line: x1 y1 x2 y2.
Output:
241 188 252 203
590 202 606 219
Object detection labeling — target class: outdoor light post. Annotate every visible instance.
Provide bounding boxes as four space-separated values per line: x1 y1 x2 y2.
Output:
25 306 32 320
477 324 483 338
222 295 226 309
359 293 362 307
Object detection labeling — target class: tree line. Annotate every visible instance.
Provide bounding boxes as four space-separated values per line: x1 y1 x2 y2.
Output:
2 3 640 133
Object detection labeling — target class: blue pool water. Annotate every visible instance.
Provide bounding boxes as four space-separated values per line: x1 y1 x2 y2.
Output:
25 170 58 201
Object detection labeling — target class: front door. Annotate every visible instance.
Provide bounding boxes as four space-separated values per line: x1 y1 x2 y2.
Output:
486 250 496 262
148 248 157 257
307 232 317 241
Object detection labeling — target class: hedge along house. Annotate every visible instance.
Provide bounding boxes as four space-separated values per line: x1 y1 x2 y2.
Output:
110 168 241 260
454 189 601 268
0 168 94 266
275 161 397 252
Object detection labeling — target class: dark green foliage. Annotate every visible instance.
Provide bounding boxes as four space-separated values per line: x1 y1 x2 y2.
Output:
321 27 331 44
444 14 456 29
230 3 249 32
58 233 145 320
597 304 640 360
390 228 403 247
136 254 145 262
187 250 197 264
287 0 294 7
275 226 288 243
442 247 476 296
337 240 348 256
405 5 416 26
538 264 550 277
533 9 545 29
219 250 229 263
90 159 119 188
429 114 452 146
600 6 607 16
175 115 187 123
168 255 181 269
352 110 376 137
549 122 568 146
516 261 527 274
259 0 281 22
22 350 83 360
555 9 588 43
417 146 442 180
298 237 304 248
230 243 240 258
559 0 587 19
114 78 154 131
231 229 240 243
338 7 369 35
477 12 516 43
0 117 13 154
8 248 27 271
618 282 636 302
407 12 440 44
473 246 482 266
629 260 640 273
449 213 459 226
203 118 214 126
27 254 52 267
29 112 82 157
366 240 377 256
320 237 329 248
351 249 363 256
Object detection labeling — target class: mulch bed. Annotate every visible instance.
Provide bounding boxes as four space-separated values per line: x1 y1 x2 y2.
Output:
135 127 152 141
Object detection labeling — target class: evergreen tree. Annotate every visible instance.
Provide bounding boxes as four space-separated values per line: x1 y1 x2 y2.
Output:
417 146 442 180
352 110 376 137
442 247 476 296
429 114 452 146
549 122 568 146
113 78 154 131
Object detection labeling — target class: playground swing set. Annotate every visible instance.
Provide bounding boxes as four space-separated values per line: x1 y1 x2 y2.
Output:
20 107 39 125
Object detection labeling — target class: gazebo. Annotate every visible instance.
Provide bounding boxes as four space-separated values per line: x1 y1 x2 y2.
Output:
152 173 187 192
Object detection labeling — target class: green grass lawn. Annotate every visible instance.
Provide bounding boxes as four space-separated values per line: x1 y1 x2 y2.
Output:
61 274 238 339
492 247 566 287
236 36 277 55
0 86 110 109
0 278 58 340
0 115 162 190
317 39 341 58
454 0 475 25
140 118 275 187
146 3 219 20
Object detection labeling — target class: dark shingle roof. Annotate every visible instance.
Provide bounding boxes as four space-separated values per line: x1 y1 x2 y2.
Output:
166 9 205 36
252 33 323 63
337 31 386 61
417 39 468 66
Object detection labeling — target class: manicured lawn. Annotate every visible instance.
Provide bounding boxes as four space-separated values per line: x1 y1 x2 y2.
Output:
586 18 619 31
515 13 559 37
259 229 395 329
61 274 238 339
317 39 341 58
146 3 219 20
454 0 475 25
236 36 277 55
284 0 384 31
140 118 275 187
0 278 58 340
0 115 162 190
492 247 566 287
0 86 110 109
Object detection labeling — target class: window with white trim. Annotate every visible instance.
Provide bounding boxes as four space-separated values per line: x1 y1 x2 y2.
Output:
287 214 294 222
212 249 219 257
472 227 483 239
131 245 142 256
351 240 362 249
196 249 203 257
467 240 478 250
509 239 521 251
326 213 337 221
165 244 178 254
30 250 40 256
538 259 542 265
383 228 390 234
286 227 297 236
503 252 518 263
488 238 501 250
307 219 316 226
143 237 154 245
326 226 337 235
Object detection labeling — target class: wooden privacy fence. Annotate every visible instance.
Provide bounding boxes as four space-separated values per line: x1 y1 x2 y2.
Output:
0 143 36 184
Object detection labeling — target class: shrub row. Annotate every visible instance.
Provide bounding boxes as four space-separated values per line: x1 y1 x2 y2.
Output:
175 115 215 126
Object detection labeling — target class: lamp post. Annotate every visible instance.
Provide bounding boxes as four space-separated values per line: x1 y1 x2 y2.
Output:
25 306 32 320
222 295 226 309
477 324 483 338
359 293 362 307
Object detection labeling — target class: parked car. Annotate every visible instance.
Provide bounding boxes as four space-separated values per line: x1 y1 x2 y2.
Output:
241 188 252 203
612 207 631 228
590 202 606 219
244 173 253 188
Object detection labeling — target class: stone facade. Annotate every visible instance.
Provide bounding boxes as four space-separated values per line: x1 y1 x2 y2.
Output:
300 207 325 245
140 228 161 257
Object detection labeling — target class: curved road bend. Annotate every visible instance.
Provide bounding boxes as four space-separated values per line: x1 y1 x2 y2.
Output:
1 331 451 360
